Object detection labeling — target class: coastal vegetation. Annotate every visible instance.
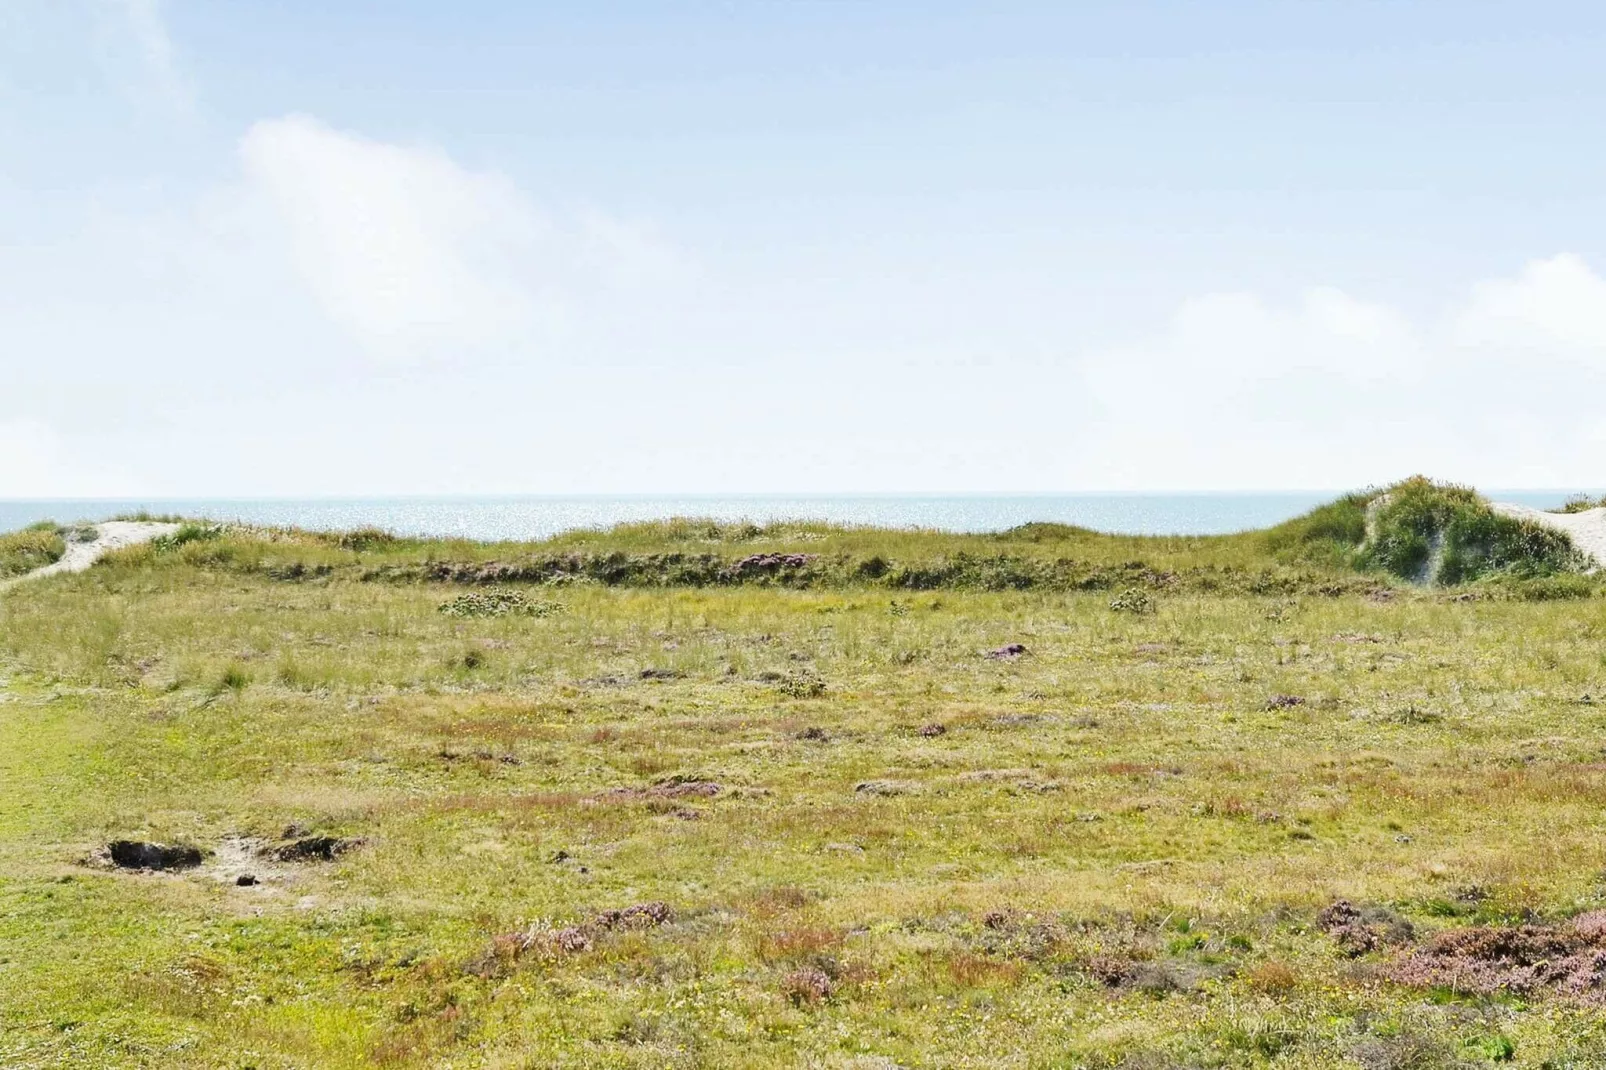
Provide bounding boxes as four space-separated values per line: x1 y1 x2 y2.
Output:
2 478 1605 1067
1556 493 1606 514
0 521 65 579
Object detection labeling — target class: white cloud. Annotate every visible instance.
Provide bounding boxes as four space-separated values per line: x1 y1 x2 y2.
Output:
1075 254 1606 490
1455 253 1606 355
233 115 682 364
238 116 550 361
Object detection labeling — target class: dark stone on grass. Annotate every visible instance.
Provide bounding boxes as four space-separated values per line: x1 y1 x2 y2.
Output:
272 836 363 862
236 874 259 887
108 840 203 871
985 643 1028 660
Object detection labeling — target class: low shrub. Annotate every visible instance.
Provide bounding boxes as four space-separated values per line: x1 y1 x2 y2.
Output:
0 524 66 578
152 523 224 552
1109 587 1155 613
438 590 567 619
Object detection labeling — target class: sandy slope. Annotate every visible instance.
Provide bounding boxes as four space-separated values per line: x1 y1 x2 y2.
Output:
1491 502 1606 571
1 521 181 590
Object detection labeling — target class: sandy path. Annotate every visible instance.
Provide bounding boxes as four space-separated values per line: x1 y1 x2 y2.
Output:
1491 503 1606 572
1 521 182 590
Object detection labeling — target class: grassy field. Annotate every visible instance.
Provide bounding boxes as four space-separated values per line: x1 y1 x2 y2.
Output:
4 499 1606 1068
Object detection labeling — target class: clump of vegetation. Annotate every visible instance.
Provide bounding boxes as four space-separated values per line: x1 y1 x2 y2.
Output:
1357 477 1582 585
1108 587 1155 613
438 589 567 618
0 522 65 579
1555 493 1606 514
772 671 827 698
332 526 400 551
151 522 224 551
1260 492 1371 567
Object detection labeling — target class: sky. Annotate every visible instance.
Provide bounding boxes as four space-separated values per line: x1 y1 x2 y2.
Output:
4 0 1606 496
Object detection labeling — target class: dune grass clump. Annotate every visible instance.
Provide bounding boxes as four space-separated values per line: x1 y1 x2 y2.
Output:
1260 479 1589 587
1358 477 1582 585
1259 492 1371 567
0 522 65 578
150 522 224 552
1555 493 1606 514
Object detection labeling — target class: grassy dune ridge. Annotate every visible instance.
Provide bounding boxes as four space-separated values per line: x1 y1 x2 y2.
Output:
2 483 1606 1067
91 478 1596 599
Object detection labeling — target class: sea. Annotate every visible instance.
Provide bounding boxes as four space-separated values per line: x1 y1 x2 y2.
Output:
0 492 1593 541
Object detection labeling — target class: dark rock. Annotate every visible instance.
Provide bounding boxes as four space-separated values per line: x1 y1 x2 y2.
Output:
236 874 259 887
108 840 203 871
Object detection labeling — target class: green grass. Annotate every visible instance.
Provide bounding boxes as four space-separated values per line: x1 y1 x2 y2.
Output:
3 492 1606 1067
1358 477 1582 585
0 522 66 579
1555 494 1606 514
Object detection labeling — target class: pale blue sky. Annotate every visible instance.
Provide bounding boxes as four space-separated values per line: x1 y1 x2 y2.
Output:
4 1 1606 495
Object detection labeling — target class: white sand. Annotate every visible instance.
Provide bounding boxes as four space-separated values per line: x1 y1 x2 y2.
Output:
2 521 181 590
1490 503 1606 572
